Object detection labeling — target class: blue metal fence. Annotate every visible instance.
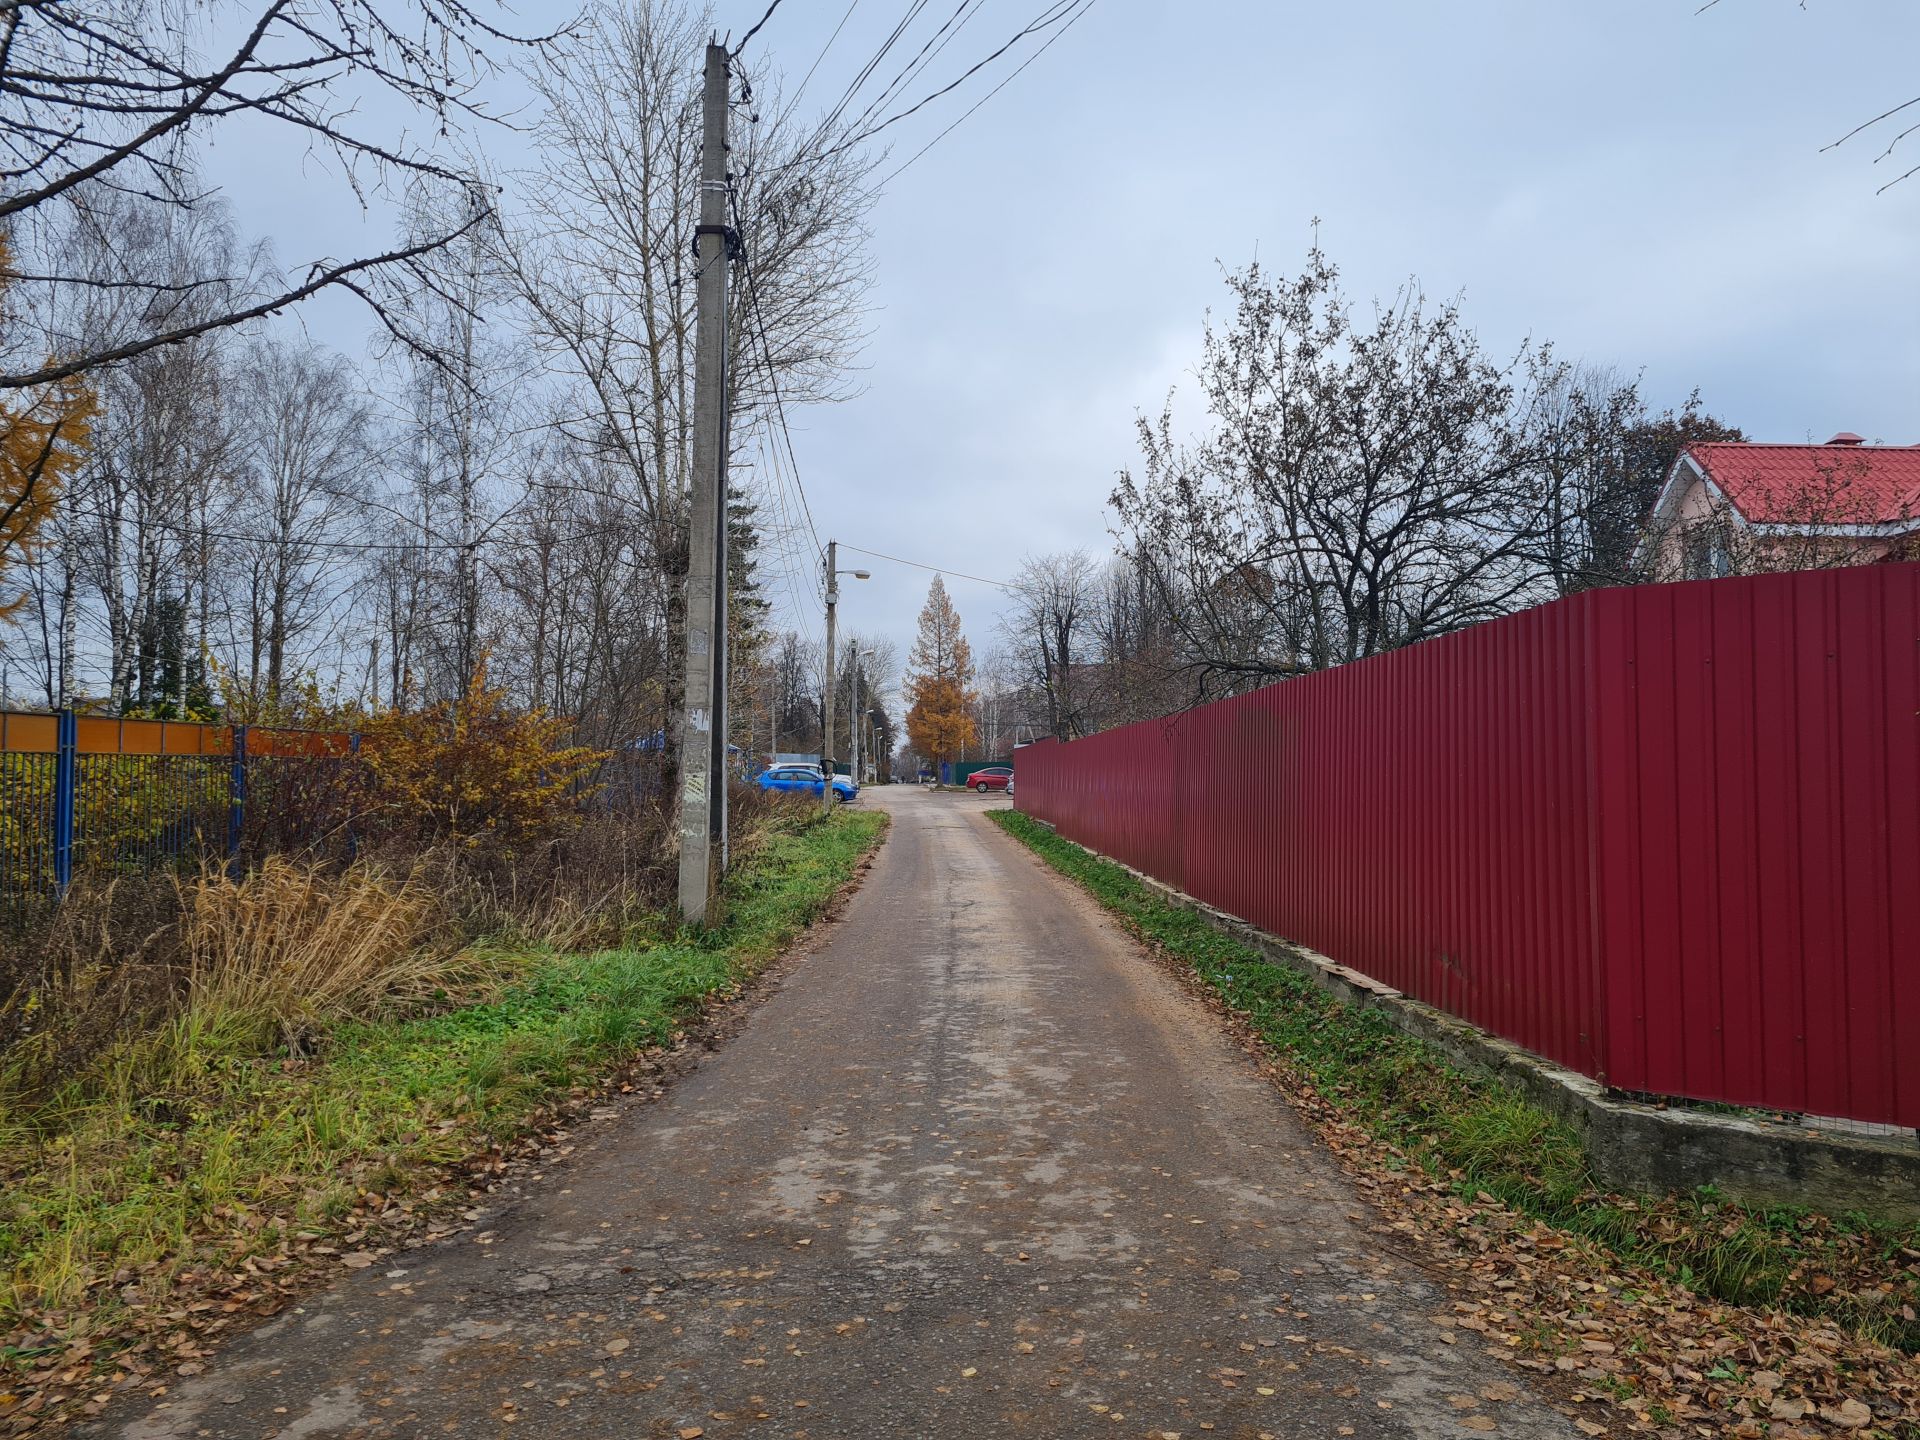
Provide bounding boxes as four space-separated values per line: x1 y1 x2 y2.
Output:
0 710 358 917
1 709 679 920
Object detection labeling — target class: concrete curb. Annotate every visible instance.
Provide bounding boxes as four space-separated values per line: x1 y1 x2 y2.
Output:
1024 817 1920 1224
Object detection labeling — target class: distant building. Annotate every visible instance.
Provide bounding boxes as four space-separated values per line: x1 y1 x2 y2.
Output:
1640 433 1920 580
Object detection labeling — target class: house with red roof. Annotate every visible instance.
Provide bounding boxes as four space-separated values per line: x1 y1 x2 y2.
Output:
1639 433 1920 580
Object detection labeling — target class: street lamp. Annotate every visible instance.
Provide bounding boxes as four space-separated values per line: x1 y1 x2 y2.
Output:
821 541 869 815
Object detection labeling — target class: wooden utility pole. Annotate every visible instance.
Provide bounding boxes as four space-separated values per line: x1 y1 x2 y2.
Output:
677 40 732 923
820 541 839 818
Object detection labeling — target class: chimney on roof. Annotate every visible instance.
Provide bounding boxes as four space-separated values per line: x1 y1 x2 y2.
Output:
1826 431 1865 446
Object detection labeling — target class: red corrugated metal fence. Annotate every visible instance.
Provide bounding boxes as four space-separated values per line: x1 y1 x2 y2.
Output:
1015 564 1920 1128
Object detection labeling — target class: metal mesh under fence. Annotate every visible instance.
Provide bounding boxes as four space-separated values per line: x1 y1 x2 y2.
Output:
73 753 228 879
0 751 58 919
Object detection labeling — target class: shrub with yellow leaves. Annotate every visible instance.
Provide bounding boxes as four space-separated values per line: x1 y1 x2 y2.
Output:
357 664 608 849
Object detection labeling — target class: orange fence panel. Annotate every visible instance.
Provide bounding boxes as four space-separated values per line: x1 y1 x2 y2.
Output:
0 712 58 754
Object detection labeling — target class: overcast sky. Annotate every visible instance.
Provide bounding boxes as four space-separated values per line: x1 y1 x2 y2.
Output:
222 0 1920 703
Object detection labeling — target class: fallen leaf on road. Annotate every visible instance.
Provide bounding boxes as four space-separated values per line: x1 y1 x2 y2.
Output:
960 1367 977 1378
679 1428 704 1438
1461 1417 1496 1432
603 1338 629 1356
1480 1382 1520 1402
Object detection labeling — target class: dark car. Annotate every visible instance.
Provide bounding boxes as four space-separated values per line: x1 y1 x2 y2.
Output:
969 766 1013 793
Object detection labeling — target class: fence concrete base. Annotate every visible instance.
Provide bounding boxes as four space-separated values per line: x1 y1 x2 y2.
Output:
1033 821 1920 1224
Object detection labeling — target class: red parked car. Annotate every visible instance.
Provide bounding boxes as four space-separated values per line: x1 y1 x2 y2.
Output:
969 766 1013 793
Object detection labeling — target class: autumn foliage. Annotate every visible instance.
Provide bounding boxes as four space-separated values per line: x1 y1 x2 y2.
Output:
0 237 95 620
357 665 608 847
904 576 978 774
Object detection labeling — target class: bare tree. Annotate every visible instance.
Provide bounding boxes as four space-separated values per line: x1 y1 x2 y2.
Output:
1528 368 1745 595
510 0 874 475
1001 551 1099 740
0 0 561 388
1091 549 1183 725
1113 245 1558 698
827 631 895 771
376 180 533 705
44 188 256 711
492 429 674 747
226 337 375 707
1 0 879 739
497 0 874 756
767 629 820 754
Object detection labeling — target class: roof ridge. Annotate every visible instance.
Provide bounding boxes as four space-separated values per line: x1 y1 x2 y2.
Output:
1690 440 1920 451
1697 439 1920 451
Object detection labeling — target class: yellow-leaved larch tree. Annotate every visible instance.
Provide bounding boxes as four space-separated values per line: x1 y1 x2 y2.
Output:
904 576 978 783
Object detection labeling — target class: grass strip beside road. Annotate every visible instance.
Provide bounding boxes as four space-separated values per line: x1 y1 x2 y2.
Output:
991 809 1920 1427
0 809 886 1428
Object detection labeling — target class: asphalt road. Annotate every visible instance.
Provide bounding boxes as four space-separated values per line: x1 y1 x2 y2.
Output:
96 788 1573 1439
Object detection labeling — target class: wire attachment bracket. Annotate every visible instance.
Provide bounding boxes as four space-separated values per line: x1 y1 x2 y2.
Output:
692 223 743 262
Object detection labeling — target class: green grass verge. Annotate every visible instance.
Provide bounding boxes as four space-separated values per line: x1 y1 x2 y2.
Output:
0 809 886 1346
990 809 1920 1352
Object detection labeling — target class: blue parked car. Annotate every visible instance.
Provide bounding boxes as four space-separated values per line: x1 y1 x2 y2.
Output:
755 763 857 804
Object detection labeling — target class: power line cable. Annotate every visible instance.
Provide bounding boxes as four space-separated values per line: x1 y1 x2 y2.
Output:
776 0 1085 174
789 0 863 111
729 188 825 572
807 0 932 150
748 419 828 632
839 0 984 140
837 542 1010 590
731 0 789 57
878 0 1100 186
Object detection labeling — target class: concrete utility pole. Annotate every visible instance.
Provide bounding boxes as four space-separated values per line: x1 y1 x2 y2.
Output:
850 645 875 784
820 542 839 819
819 542 870 815
677 40 732 923
850 656 862 786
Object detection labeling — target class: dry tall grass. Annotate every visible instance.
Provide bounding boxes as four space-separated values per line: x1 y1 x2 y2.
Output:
179 857 466 1047
0 874 181 1104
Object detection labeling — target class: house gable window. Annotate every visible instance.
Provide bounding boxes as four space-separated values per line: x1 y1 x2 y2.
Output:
1684 524 1732 580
